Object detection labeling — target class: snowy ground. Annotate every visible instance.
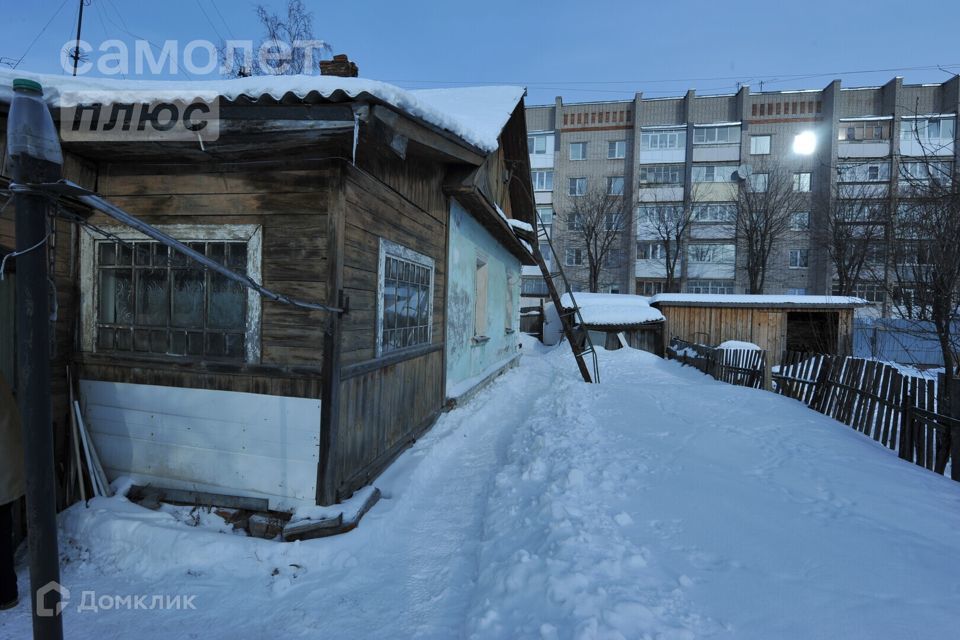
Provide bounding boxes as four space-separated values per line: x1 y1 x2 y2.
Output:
3 337 960 639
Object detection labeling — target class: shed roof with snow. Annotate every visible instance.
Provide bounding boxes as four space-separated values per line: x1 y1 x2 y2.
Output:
560 293 665 327
648 294 868 309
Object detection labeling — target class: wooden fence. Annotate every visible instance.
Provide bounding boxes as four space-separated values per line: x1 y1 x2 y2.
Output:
774 352 960 482
668 339 767 390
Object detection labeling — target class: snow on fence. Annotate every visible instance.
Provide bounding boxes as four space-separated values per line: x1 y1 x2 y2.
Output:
774 353 960 481
667 338 767 390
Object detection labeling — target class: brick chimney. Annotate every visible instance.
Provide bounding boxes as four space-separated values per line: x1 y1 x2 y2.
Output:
320 54 358 78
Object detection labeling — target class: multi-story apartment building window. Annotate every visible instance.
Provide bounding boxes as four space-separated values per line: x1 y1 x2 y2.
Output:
538 242 553 271
565 248 584 266
900 116 955 145
522 277 549 296
607 176 625 195
692 203 736 223
639 164 683 185
604 213 623 231
748 173 768 192
637 280 664 296
603 249 624 268
567 213 584 231
839 121 891 141
833 281 885 303
641 129 686 150
532 170 554 191
900 161 953 186
569 142 588 161
637 241 665 260
608 140 627 159
638 204 685 225
528 134 550 154
693 125 740 144
569 177 587 196
789 249 809 268
686 279 735 294
688 244 735 264
838 162 891 182
790 212 810 230
793 172 812 192
692 165 738 183
536 206 553 226
750 135 771 155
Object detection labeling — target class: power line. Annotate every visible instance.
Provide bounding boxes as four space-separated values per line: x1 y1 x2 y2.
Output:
7 0 71 69
209 0 237 40
194 0 225 43
99 0 193 79
386 63 960 89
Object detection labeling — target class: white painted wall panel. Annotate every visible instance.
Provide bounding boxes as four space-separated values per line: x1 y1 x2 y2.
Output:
837 141 891 158
79 380 321 511
692 145 741 163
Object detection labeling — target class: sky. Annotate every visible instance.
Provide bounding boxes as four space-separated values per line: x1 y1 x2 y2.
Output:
3 0 960 105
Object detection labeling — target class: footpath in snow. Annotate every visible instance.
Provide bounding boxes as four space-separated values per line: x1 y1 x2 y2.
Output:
2 336 959 639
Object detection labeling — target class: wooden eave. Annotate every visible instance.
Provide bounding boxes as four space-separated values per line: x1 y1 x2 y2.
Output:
444 168 536 266
650 301 866 310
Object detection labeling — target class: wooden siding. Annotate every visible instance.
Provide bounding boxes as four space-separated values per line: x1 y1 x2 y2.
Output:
77 161 335 397
325 156 450 501
658 305 856 364
340 160 448 366
335 346 444 498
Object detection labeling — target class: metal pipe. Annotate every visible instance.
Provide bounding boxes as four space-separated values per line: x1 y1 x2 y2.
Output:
8 79 65 640
9 179 342 315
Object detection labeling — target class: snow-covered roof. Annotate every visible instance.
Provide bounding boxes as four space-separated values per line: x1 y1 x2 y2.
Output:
0 69 524 153
560 293 665 326
648 294 868 308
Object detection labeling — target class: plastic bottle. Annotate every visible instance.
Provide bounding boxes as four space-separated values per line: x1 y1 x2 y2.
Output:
6 78 63 183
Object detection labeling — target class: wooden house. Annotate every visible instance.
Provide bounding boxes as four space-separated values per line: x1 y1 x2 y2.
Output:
0 65 535 510
648 294 867 363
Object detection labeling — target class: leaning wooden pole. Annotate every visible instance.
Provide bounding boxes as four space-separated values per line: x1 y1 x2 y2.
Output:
532 244 593 384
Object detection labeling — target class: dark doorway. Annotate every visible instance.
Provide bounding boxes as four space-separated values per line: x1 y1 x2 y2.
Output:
786 311 838 353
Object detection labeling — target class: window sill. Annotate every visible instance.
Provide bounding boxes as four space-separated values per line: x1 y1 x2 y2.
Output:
472 335 490 345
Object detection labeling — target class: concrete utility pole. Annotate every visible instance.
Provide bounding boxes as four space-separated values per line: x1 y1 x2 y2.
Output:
7 78 65 640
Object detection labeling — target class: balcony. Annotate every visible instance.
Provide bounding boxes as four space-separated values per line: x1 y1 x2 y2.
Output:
692 145 740 163
637 185 684 202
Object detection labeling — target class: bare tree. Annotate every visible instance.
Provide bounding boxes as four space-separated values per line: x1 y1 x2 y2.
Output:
886 140 960 471
636 199 692 293
815 178 889 296
734 162 809 293
219 0 331 77
558 186 629 292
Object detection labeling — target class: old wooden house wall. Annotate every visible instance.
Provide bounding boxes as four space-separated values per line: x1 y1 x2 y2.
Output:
0 121 95 507
328 133 450 499
77 161 334 398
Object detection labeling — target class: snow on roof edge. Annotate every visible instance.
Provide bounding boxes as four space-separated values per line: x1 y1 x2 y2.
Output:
0 68 524 153
649 294 868 307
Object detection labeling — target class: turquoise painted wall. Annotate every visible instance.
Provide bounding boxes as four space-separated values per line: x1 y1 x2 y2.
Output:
446 199 522 398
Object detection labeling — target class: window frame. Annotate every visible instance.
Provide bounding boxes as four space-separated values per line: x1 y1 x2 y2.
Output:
790 211 810 231
693 125 741 145
569 141 588 161
750 135 771 155
608 139 627 159
569 177 587 196
377 238 436 358
793 172 812 192
607 176 625 195
564 248 584 267
532 170 554 192
80 224 263 363
528 134 549 154
788 248 809 269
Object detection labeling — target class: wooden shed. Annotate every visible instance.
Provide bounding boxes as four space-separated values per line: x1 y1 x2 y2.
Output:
648 294 867 363
0 68 535 510
555 293 666 356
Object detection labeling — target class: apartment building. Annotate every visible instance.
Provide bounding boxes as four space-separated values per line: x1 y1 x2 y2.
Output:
524 77 960 306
